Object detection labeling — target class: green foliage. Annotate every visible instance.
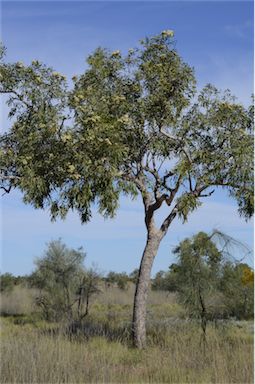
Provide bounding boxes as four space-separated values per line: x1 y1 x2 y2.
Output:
1 33 253 347
180 85 254 219
1 31 253 223
129 268 139 284
0 52 71 210
0 273 16 293
176 193 202 222
151 269 178 292
105 271 129 290
220 263 254 319
0 273 29 293
165 232 254 322
152 271 168 291
76 268 101 319
172 232 222 330
31 239 100 321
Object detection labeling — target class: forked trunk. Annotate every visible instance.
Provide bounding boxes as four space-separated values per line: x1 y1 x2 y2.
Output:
132 231 162 349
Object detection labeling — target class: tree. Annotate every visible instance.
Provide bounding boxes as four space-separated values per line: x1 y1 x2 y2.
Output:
220 262 254 319
171 232 254 325
105 271 129 290
172 232 223 337
31 240 101 321
0 273 16 293
129 268 139 284
151 270 167 291
1 31 253 348
76 267 101 320
151 269 178 292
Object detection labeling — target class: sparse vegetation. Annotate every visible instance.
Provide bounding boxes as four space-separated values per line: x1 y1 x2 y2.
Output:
0 284 253 383
0 233 253 383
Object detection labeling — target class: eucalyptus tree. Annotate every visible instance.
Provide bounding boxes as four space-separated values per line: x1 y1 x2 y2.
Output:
172 232 223 338
0 32 253 348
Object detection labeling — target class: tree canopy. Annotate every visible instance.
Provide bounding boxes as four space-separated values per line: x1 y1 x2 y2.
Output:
1 31 253 223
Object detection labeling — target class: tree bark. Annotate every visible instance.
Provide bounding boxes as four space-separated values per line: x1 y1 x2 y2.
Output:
132 230 162 349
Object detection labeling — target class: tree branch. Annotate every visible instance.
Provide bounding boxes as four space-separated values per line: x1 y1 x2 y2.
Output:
1 89 31 109
1 185 12 195
0 174 20 181
0 174 20 195
160 204 178 234
160 127 179 141
163 170 174 185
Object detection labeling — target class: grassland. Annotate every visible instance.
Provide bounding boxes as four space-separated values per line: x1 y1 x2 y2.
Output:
0 285 253 383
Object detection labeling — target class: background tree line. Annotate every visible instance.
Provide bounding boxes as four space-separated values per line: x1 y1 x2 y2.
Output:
1 232 253 325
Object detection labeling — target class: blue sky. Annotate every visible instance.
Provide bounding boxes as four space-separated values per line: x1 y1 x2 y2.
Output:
1 1 254 276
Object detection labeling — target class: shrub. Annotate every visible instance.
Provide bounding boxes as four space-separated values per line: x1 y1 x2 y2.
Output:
0 273 16 293
31 240 100 322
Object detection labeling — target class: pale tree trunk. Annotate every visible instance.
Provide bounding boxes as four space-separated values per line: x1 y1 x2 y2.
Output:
132 229 162 349
132 196 177 349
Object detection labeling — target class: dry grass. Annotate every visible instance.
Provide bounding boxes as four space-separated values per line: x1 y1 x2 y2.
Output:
96 283 177 306
92 284 184 327
0 286 38 316
0 286 253 383
1 317 253 383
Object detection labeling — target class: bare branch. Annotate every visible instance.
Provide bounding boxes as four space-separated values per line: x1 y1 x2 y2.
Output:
188 173 193 192
120 171 153 207
165 173 182 206
1 185 12 195
199 189 215 198
213 181 249 190
157 158 165 173
160 204 178 234
148 193 168 212
163 170 174 185
0 173 20 195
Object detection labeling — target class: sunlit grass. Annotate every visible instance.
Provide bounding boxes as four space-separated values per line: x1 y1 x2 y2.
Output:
0 286 253 383
0 286 39 316
1 315 253 383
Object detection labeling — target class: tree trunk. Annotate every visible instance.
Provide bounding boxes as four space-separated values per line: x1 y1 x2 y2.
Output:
132 230 162 349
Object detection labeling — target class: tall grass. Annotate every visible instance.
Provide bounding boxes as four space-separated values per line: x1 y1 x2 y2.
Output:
93 284 184 327
96 283 177 306
1 317 253 383
0 286 38 316
0 285 253 383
